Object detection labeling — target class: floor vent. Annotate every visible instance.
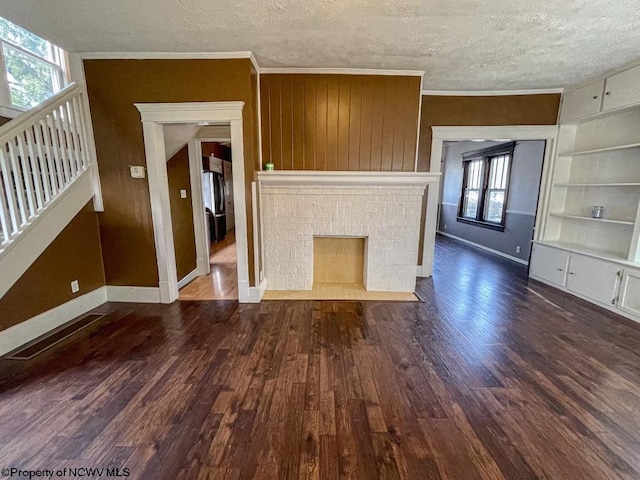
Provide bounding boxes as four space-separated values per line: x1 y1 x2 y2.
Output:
6 313 105 360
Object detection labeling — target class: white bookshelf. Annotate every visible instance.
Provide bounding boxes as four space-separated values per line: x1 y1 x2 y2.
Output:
542 108 640 263
532 64 640 323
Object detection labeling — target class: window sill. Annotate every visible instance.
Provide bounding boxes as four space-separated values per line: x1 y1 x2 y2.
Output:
456 217 505 232
0 104 26 119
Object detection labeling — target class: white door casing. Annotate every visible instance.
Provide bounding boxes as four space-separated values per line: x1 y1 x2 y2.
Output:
135 102 254 303
425 125 558 277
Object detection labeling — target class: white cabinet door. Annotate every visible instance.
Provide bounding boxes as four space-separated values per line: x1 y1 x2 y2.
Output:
559 80 605 122
618 269 640 318
602 65 640 112
529 244 570 287
566 255 620 306
222 160 235 231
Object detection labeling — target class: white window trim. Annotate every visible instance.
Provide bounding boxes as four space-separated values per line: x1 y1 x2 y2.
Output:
0 21 68 116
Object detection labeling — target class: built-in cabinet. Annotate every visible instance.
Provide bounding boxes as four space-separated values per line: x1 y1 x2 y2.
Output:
532 63 640 323
560 65 640 123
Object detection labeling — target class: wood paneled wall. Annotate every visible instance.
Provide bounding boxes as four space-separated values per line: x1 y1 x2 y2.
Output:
0 202 106 332
417 94 561 171
84 59 259 287
260 74 421 171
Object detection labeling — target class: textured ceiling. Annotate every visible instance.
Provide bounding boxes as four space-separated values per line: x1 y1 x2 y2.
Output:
2 0 640 90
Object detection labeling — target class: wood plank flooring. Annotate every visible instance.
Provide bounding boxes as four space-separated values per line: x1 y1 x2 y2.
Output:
2 234 640 479
179 230 238 300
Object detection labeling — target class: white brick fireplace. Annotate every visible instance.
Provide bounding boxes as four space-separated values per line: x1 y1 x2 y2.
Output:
258 171 440 292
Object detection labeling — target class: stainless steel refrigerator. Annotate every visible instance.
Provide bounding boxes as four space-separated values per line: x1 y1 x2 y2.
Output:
202 170 226 243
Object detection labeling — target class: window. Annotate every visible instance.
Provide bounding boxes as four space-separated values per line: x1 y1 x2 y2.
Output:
0 17 67 112
458 142 514 231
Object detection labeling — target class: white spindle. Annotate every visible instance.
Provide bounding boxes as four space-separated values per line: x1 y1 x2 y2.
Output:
0 83 97 252
7 140 30 224
0 148 18 236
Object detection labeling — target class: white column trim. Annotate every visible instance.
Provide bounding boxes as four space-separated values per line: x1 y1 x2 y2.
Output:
135 101 251 303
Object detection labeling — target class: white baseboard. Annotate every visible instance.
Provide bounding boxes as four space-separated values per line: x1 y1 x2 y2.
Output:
248 279 267 303
0 286 108 357
106 286 161 303
437 231 529 266
177 268 200 289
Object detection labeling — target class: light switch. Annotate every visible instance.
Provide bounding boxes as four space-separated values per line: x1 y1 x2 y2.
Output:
130 166 146 178
71 280 80 293
180 189 188 199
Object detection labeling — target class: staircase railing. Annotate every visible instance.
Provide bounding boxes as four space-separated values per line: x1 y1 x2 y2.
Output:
0 83 97 252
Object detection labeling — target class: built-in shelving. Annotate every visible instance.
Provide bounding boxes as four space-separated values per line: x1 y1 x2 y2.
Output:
549 212 634 226
558 142 640 157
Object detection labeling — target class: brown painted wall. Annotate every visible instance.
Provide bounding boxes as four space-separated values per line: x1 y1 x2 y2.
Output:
167 145 197 281
417 94 561 171
0 116 11 127
0 202 105 332
260 74 421 171
84 59 258 287
202 142 231 161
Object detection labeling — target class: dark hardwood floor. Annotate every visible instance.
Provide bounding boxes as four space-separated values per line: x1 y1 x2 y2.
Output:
2 235 640 479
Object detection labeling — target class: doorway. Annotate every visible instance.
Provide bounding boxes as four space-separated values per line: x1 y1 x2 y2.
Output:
135 102 253 303
179 139 238 300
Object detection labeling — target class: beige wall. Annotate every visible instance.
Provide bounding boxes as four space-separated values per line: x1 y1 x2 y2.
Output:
260 74 421 171
167 145 197 281
84 59 259 287
0 202 106 332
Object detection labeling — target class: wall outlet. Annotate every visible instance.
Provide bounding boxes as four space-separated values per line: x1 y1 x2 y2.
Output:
180 189 188 199
444 223 447 230
130 166 146 178
71 280 80 293
515 246 521 254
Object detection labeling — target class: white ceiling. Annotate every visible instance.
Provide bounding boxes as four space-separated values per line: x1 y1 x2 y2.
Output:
2 0 640 90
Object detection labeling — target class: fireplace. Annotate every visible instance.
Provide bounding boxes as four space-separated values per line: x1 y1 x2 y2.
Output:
258 171 439 293
313 236 366 288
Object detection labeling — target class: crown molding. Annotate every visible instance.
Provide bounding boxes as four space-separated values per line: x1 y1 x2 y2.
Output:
79 51 253 60
422 88 563 96
260 67 424 77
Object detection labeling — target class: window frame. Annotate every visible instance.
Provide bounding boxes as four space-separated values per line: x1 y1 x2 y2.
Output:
0 18 68 117
457 142 515 231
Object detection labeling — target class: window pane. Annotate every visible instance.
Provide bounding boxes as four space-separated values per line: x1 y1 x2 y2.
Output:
3 44 56 108
467 159 483 189
485 190 505 223
488 154 509 189
463 190 479 218
0 17 52 60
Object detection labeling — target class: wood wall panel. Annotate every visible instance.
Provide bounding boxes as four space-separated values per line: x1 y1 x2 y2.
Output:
0 202 105 332
260 74 421 171
417 94 561 171
84 59 258 287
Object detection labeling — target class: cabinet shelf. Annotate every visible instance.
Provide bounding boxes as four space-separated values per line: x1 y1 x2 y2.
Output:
549 212 634 226
553 182 640 188
559 142 640 157
536 241 631 264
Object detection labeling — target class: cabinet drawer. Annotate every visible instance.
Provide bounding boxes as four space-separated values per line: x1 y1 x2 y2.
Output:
618 270 640 318
530 244 570 287
602 65 640 112
566 255 620 306
559 80 605 122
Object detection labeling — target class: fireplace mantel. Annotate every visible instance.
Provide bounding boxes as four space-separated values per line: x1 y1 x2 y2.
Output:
257 170 440 187
258 170 440 292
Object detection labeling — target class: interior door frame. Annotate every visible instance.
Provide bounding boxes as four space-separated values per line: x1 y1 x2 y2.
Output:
188 136 233 281
135 102 254 303
424 125 558 276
